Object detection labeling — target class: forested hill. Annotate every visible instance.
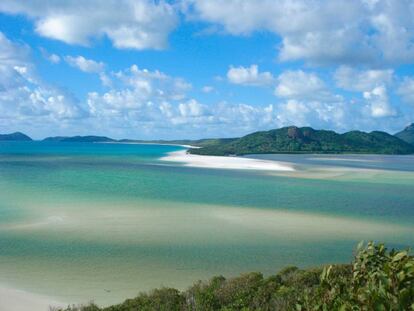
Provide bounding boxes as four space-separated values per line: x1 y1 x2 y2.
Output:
395 123 414 145
189 126 414 156
0 132 32 141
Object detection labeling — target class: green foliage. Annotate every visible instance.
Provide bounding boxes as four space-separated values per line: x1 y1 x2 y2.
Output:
57 242 413 311
297 242 414 310
189 126 414 155
105 288 186 311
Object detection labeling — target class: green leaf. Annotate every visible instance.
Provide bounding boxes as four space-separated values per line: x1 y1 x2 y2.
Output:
392 251 407 262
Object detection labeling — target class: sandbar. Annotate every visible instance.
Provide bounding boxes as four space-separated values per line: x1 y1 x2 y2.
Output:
161 150 295 171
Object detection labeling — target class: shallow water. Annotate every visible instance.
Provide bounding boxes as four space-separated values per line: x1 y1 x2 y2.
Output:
0 142 413 306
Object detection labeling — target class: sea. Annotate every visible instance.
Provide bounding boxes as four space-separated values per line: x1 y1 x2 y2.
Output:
0 141 413 306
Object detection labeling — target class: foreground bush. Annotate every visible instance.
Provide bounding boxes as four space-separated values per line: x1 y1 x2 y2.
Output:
58 242 413 311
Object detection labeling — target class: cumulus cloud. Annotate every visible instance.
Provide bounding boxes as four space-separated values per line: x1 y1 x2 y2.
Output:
363 86 396 118
227 65 274 86
39 47 61 64
65 55 104 73
83 64 278 136
333 66 398 119
334 66 394 92
0 32 85 135
0 0 178 50
86 65 192 119
178 99 206 117
184 0 414 66
397 77 414 105
275 70 341 102
84 62 365 137
274 99 350 130
202 85 214 93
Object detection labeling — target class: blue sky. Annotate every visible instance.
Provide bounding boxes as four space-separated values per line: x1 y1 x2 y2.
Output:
0 0 414 139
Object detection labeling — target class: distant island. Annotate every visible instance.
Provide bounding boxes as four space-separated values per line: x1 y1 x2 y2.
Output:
43 136 115 143
1 124 414 155
188 126 414 155
0 132 32 141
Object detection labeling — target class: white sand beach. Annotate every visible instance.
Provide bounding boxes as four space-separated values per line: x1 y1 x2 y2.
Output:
161 150 295 171
0 284 64 311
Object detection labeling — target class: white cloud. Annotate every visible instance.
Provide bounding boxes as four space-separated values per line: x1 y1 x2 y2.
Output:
85 63 360 137
87 65 192 118
0 0 178 50
275 70 341 102
0 32 85 135
274 99 349 130
397 77 414 105
334 66 394 92
185 0 414 66
1 34 404 138
202 85 214 93
227 65 274 86
178 99 206 117
65 55 104 73
48 54 61 64
333 67 398 119
363 86 396 118
39 48 61 64
84 64 281 136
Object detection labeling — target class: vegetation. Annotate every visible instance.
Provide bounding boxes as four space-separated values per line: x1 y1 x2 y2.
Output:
57 242 414 311
0 131 32 141
395 123 414 145
189 126 414 155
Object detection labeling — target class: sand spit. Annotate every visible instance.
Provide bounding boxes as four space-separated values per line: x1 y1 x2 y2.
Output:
161 150 295 171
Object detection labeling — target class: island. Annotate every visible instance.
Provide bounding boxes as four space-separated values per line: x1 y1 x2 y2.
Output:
0 132 32 141
43 136 115 143
188 126 414 156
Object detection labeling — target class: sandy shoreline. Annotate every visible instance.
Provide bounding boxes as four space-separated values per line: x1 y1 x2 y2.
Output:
0 284 65 311
161 150 295 171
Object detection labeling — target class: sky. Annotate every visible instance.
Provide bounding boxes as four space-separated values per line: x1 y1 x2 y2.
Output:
0 0 414 140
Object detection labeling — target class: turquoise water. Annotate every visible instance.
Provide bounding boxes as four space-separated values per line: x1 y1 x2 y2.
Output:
0 142 413 306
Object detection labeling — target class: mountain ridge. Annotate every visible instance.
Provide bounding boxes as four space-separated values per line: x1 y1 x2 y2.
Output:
0 132 32 141
43 135 115 143
395 123 414 145
2 124 414 155
189 126 414 155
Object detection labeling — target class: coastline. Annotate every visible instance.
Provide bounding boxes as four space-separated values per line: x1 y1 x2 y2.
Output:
161 150 295 171
0 284 64 311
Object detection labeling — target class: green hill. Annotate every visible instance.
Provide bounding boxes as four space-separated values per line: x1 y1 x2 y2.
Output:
189 126 414 156
0 132 32 141
395 123 414 145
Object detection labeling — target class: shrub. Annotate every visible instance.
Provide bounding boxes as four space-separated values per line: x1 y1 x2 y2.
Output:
56 242 413 311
